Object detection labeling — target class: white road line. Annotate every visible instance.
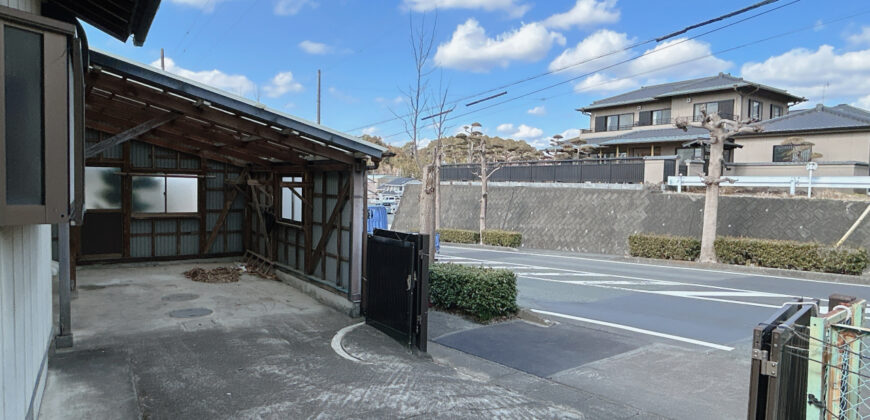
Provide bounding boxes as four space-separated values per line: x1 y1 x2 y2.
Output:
441 245 870 288
455 254 802 299
531 309 734 351
522 275 782 309
657 290 787 298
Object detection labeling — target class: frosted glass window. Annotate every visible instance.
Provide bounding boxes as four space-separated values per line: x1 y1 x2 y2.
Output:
166 177 198 213
85 167 121 210
132 175 199 213
5 26 44 205
132 176 165 213
281 176 303 222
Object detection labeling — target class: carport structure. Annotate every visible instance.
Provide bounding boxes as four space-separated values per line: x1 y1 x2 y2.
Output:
73 49 385 311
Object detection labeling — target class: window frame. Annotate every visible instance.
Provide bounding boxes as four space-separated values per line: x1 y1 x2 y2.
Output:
0 10 77 226
279 174 305 225
603 113 634 131
131 174 200 216
770 104 783 119
749 99 763 121
651 109 671 125
773 144 812 162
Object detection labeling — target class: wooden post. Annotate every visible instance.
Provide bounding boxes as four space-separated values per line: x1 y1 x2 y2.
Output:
56 222 73 348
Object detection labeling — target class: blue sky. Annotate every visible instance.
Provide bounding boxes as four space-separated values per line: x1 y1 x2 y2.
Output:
84 0 870 148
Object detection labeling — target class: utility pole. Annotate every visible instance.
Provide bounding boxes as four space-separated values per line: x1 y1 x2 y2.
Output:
160 48 165 70
316 69 321 124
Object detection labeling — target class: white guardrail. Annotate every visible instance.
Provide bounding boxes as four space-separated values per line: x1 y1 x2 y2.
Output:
667 175 870 196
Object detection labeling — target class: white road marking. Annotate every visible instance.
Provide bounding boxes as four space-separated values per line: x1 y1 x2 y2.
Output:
330 322 370 364
531 309 734 351
441 245 870 288
657 290 787 298
523 275 782 309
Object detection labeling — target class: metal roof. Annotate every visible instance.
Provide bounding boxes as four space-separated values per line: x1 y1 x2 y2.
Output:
743 104 870 134
90 49 385 159
586 126 710 146
48 0 161 46
578 73 805 112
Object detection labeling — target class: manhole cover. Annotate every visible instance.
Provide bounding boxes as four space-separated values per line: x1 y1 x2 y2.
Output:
161 293 199 302
168 308 213 318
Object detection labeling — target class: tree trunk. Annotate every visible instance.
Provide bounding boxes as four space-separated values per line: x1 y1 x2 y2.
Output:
434 150 441 232
699 136 724 263
480 175 487 245
418 163 437 264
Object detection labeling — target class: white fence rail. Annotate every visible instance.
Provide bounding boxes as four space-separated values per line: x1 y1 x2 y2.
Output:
667 175 870 196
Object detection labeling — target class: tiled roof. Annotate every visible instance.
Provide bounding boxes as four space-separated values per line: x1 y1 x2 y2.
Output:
586 126 710 146
747 104 870 133
578 73 805 111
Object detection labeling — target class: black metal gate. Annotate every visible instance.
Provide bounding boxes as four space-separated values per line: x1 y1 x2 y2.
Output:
364 229 429 352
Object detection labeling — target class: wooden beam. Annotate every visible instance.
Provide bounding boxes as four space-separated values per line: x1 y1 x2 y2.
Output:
250 182 274 260
307 177 351 274
85 111 181 158
203 169 249 254
88 73 356 164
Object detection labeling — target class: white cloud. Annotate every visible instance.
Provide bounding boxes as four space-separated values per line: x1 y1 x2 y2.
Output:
527 105 546 115
362 126 378 136
495 123 544 141
549 29 633 74
152 57 256 97
274 0 316 16
573 72 638 93
435 19 566 72
262 71 303 98
626 38 731 80
168 0 227 12
299 40 332 54
543 0 619 30
402 0 530 17
558 128 581 139
853 95 870 110
740 45 870 104
375 96 404 105
848 26 870 46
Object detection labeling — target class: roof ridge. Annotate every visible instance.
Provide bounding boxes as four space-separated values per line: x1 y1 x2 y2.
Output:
826 104 870 124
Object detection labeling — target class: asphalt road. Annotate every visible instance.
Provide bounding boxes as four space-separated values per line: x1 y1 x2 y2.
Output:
438 245 870 351
433 245 870 418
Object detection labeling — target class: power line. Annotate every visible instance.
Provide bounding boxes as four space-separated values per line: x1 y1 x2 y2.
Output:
375 8 870 142
345 0 796 134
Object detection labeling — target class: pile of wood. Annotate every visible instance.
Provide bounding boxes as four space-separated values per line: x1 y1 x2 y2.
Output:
183 267 241 284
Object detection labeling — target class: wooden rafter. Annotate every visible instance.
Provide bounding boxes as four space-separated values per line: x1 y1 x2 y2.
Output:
85 111 180 158
87 72 355 164
307 178 351 274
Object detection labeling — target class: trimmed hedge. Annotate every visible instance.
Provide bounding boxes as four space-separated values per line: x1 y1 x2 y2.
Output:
438 228 479 244
628 234 701 261
482 230 523 248
714 237 868 275
429 263 518 322
437 228 523 248
628 233 869 275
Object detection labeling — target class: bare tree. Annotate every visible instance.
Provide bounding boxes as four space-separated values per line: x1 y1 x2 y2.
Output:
428 76 452 236
676 111 761 263
392 13 438 261
456 123 512 245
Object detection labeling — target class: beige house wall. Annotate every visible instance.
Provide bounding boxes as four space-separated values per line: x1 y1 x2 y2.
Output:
735 131 870 164
725 163 869 177
670 92 741 120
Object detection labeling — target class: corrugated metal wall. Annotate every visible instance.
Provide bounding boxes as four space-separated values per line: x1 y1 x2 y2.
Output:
0 225 53 419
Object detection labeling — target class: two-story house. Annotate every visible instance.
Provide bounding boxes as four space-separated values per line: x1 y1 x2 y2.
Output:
575 73 806 163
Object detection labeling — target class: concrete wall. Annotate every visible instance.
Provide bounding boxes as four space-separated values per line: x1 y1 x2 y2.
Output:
395 183 870 255
725 162 870 177
735 131 870 164
0 225 53 420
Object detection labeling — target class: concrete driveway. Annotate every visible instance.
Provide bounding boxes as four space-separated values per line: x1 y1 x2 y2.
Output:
38 261 617 419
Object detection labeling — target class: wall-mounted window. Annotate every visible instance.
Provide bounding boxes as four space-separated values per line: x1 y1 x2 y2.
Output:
676 147 704 162
132 175 198 213
693 100 735 121
639 109 671 126
773 144 812 162
0 13 78 226
85 167 121 210
749 99 763 121
605 115 619 131
770 104 783 119
281 176 303 223
601 113 633 132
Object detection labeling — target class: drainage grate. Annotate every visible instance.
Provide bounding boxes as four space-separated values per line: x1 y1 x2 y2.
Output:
161 293 199 302
168 308 213 318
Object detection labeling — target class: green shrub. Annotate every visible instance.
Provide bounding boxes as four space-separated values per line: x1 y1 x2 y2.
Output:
429 263 518 322
628 234 701 261
714 237 869 275
627 233 868 275
482 230 523 248
437 228 522 247
437 228 479 244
